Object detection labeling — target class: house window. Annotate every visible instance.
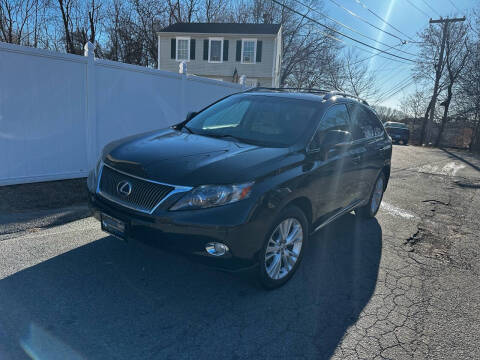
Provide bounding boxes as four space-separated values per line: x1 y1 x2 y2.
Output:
242 39 256 64
176 37 190 61
209 38 223 63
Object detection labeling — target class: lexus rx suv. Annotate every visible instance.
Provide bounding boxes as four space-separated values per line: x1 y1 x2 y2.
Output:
87 89 392 288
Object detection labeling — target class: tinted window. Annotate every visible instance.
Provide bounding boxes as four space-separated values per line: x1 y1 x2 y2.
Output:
186 94 319 147
369 110 385 137
348 104 384 140
309 104 350 150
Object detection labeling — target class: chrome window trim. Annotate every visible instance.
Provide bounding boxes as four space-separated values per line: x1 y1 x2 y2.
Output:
95 161 193 214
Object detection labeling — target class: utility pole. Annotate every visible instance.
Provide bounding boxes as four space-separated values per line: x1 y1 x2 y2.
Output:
421 16 465 145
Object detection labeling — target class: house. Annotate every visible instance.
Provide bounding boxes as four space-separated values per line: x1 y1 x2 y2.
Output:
157 23 282 87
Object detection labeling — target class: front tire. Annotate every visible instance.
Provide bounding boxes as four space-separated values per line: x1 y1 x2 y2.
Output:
258 205 308 289
356 173 386 219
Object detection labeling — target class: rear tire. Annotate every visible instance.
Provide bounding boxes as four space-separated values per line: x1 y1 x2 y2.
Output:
356 173 386 219
258 205 308 289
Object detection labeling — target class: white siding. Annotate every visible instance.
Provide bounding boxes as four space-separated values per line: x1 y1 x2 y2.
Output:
0 42 246 185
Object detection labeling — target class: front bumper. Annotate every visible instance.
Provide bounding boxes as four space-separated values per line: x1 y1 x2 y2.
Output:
88 192 271 272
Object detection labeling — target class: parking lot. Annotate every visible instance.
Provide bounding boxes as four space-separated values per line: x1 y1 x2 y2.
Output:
1 145 479 359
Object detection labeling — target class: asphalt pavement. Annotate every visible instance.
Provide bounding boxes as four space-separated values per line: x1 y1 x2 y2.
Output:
1 145 479 359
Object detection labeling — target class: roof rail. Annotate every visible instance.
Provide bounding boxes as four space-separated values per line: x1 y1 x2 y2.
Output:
244 87 369 105
322 91 369 106
244 87 330 94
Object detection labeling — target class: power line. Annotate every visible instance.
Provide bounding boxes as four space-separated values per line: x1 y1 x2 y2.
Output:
379 77 413 99
327 0 407 43
377 78 416 103
376 75 414 100
350 43 411 66
421 0 441 17
326 43 410 74
448 0 460 12
352 0 415 41
272 0 416 63
291 0 417 56
405 0 430 19
376 69 411 89
302 28 414 65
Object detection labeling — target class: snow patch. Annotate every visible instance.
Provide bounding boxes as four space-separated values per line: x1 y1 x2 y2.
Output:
380 202 416 219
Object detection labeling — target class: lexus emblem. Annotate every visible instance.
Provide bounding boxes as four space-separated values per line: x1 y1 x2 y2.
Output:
117 180 132 196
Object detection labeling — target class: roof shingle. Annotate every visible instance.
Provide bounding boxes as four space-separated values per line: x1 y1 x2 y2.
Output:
159 23 281 35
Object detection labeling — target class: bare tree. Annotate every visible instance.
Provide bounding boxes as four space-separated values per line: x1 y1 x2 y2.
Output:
0 0 40 44
435 22 470 146
415 23 448 145
373 105 405 123
400 89 427 120
335 49 378 100
458 12 480 151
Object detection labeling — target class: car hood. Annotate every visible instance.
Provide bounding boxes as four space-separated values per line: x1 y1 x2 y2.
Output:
103 128 294 186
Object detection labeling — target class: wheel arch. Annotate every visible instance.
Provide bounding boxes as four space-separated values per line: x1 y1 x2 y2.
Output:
285 197 313 231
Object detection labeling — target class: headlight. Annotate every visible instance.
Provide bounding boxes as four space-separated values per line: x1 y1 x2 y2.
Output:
169 182 254 211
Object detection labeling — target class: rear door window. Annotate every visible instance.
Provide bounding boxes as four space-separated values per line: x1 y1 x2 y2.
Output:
309 104 351 151
348 104 384 140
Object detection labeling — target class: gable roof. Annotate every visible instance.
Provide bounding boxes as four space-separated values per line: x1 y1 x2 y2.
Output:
159 23 281 35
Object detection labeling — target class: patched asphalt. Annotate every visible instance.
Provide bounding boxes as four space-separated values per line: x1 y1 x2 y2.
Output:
1 145 479 359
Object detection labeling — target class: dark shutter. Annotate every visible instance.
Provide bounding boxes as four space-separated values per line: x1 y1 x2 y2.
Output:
223 40 229 61
236 40 242 61
256 41 262 62
171 38 176 59
190 39 196 60
203 39 209 60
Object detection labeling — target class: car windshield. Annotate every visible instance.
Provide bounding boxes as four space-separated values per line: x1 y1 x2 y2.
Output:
185 94 319 147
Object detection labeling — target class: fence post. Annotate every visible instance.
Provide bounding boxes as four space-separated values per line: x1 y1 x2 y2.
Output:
84 41 97 170
239 75 246 86
179 61 187 120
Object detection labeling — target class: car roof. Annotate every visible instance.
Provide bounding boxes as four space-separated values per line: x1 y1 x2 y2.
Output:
385 121 407 125
243 91 325 103
239 90 370 108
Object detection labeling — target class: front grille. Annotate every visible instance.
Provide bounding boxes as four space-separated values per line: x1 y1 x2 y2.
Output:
98 165 174 213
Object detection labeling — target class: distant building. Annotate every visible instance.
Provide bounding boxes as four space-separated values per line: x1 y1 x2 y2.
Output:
157 23 282 87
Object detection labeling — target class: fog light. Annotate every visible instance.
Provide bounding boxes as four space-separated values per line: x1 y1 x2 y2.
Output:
205 242 229 256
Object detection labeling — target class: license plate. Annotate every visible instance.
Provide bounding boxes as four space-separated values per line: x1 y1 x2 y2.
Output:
101 213 127 240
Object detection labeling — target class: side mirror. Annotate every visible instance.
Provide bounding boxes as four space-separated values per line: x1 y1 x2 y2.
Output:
185 111 197 121
322 130 352 158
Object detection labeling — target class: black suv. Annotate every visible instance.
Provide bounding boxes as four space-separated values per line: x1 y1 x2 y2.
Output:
88 89 392 288
384 121 410 145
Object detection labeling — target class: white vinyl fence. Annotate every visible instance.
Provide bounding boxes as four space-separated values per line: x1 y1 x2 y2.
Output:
0 41 247 186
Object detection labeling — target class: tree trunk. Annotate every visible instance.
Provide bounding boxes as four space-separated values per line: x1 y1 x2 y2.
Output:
435 83 453 147
420 100 433 145
58 0 73 53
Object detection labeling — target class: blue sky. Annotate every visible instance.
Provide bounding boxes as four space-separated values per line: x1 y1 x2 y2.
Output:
314 0 475 109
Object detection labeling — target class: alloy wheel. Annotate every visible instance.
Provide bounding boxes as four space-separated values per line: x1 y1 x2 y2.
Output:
264 218 303 280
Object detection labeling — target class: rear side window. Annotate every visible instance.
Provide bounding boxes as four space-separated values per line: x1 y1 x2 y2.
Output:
348 104 384 140
309 104 350 150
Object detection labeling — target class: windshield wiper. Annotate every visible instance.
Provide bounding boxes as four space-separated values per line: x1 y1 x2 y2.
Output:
202 133 267 146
